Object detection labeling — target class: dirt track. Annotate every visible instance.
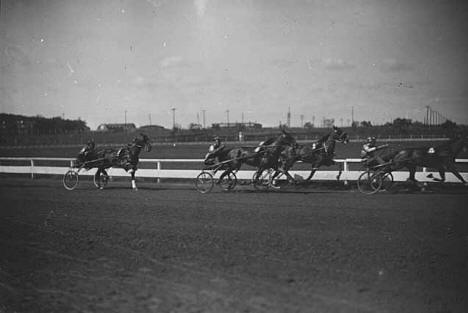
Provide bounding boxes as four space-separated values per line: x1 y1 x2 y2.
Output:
1 178 468 313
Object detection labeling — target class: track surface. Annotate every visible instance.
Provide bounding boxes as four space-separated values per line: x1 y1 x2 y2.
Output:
1 178 468 313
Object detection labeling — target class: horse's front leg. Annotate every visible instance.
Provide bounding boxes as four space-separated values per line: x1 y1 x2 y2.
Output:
130 169 137 190
282 170 296 184
336 162 343 180
269 169 282 187
253 168 262 181
275 162 294 184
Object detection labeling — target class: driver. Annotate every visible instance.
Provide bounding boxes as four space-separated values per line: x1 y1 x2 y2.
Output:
361 137 388 166
208 136 225 161
83 139 96 158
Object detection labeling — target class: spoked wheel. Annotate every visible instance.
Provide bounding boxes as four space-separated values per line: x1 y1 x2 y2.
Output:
357 171 382 195
195 171 214 194
63 170 79 190
94 171 110 189
219 172 237 191
252 169 274 191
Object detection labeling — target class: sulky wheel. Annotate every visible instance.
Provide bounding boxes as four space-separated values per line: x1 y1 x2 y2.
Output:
380 172 394 192
94 171 110 189
252 169 273 191
219 172 237 191
357 171 382 195
195 171 214 194
63 170 79 190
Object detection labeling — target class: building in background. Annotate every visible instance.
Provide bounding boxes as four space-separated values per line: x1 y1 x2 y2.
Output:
97 123 136 132
211 122 262 130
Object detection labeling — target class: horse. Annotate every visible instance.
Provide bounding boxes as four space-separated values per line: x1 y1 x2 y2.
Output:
276 126 349 182
75 133 152 190
251 127 297 185
203 145 259 182
387 133 468 185
203 127 297 185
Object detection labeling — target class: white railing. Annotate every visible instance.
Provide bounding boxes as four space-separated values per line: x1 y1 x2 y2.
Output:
1 157 468 184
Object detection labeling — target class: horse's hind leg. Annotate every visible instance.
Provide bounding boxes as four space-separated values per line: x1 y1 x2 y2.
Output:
446 163 467 185
217 169 230 184
406 165 418 183
94 168 102 189
428 167 446 182
306 168 318 181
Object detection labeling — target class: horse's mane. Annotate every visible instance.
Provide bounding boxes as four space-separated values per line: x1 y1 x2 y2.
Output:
262 137 276 146
217 147 233 160
317 133 330 144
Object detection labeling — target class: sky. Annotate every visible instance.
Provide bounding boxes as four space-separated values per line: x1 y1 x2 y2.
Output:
1 0 468 130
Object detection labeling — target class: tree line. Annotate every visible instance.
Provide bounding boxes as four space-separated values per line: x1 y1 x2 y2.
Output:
0 113 89 137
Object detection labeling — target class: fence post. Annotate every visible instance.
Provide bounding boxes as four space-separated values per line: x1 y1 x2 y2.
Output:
343 160 349 186
30 159 34 179
157 161 161 183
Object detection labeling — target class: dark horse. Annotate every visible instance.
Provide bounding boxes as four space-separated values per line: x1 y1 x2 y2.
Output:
387 133 468 185
203 144 259 181
277 126 349 182
203 127 297 184
75 133 152 190
252 127 297 183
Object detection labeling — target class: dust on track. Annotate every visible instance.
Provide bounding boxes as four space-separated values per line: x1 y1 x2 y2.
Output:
1 177 468 313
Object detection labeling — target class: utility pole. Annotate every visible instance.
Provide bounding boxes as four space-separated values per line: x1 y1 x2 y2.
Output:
124 110 127 133
425 106 430 126
202 109 206 129
171 108 176 129
226 109 230 125
351 106 354 125
429 109 434 126
287 106 291 128
300 114 304 128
